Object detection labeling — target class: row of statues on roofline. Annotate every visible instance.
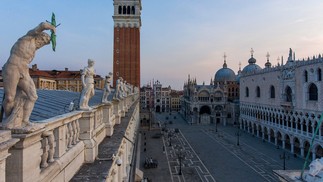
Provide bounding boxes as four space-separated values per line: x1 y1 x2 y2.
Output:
79 58 137 111
1 22 138 132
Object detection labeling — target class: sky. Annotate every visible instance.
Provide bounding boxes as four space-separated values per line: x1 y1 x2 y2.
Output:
1 1 323 90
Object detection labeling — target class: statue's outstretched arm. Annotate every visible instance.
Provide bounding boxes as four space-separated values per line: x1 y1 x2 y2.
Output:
26 22 56 36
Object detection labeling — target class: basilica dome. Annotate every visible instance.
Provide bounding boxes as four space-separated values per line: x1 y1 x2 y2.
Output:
214 61 236 82
242 50 262 74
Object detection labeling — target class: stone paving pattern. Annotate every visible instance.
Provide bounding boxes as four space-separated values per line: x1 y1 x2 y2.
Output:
140 112 307 182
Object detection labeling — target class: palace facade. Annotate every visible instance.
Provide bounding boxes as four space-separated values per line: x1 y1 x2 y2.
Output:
240 49 323 160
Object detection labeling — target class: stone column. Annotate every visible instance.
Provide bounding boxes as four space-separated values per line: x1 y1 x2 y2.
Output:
6 129 44 182
0 130 19 182
282 140 286 149
312 151 316 161
79 109 97 163
301 123 304 135
301 147 304 158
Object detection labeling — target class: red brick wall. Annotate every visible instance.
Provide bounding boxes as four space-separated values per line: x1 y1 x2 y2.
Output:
113 27 140 88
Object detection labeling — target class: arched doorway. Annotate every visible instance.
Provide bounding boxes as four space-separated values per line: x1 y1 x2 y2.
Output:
277 131 283 148
294 137 301 156
315 144 323 159
156 105 161 113
285 134 291 151
200 105 211 124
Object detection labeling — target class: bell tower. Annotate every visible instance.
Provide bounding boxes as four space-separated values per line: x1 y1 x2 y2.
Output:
113 0 142 87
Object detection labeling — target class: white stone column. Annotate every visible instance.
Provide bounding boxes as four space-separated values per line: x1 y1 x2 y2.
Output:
6 129 44 182
301 123 304 135
79 109 97 163
0 130 19 182
282 140 286 149
301 147 305 158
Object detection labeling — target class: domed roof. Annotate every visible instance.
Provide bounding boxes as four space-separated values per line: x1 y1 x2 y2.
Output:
242 64 261 74
242 49 262 74
214 61 236 82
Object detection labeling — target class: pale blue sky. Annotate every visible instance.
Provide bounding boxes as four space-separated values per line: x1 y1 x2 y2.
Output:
1 1 323 89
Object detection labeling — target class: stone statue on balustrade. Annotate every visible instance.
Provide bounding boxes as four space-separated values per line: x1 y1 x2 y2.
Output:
114 77 124 100
102 72 113 104
79 59 95 110
1 22 55 131
122 80 128 97
302 157 323 181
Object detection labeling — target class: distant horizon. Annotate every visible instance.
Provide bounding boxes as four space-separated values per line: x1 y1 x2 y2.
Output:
1 1 323 90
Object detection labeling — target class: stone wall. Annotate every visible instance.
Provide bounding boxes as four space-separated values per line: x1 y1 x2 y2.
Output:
1 92 139 182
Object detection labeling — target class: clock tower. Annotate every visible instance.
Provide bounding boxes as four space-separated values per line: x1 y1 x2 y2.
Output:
113 0 142 87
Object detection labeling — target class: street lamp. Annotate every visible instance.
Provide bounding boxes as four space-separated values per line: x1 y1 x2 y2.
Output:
168 132 172 147
177 149 185 175
215 120 218 132
235 128 242 146
280 151 289 170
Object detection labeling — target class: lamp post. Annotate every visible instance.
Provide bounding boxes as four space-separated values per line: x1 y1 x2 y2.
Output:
235 128 242 146
280 151 289 170
168 132 172 147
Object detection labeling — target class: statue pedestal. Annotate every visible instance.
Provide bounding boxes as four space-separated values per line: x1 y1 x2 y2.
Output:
0 130 19 182
6 128 45 182
78 109 97 163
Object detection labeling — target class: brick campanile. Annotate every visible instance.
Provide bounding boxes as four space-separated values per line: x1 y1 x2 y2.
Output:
113 0 142 88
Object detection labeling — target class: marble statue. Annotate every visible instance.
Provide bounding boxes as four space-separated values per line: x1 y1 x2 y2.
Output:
114 77 123 99
2 22 55 130
79 59 95 110
122 80 128 97
102 72 113 103
309 158 323 177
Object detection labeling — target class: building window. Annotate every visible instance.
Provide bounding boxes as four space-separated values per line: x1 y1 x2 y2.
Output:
123 6 126 14
309 83 318 101
118 6 122 14
245 87 249 97
270 85 275 98
127 6 130 14
256 86 260 98
285 86 292 102
131 6 135 14
318 68 322 81
304 70 308 82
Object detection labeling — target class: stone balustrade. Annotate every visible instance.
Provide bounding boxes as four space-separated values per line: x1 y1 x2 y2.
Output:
1 92 140 182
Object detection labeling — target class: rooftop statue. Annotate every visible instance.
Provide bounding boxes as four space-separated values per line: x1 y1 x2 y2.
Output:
2 22 55 131
79 59 95 110
102 72 113 104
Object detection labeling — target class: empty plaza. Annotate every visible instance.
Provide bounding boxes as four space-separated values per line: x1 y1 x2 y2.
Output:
140 112 305 182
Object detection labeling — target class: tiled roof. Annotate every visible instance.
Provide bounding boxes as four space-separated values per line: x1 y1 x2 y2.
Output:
29 69 55 78
0 89 114 122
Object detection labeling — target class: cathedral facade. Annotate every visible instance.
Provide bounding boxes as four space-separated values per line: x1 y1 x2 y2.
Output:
240 48 323 160
181 55 240 126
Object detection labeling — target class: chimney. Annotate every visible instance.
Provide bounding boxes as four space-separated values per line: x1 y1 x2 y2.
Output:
65 68 68 71
32 64 38 71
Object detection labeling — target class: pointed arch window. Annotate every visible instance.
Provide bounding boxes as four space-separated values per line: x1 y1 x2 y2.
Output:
270 85 275 98
118 6 122 14
123 6 126 14
127 6 131 14
309 83 318 101
285 86 292 102
245 87 249 97
318 68 322 81
131 6 135 14
256 86 260 98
